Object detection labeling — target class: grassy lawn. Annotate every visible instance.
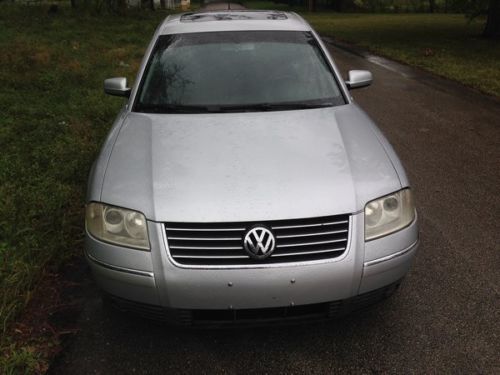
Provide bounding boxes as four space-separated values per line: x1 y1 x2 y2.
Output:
0 4 168 372
245 2 500 97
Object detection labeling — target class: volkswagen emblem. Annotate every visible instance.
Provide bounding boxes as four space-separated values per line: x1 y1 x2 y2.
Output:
243 226 276 260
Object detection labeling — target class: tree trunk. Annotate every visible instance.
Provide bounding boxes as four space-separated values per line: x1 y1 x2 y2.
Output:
429 0 435 13
160 0 165 8
333 0 344 12
119 0 127 12
308 0 315 12
70 0 77 8
483 0 500 38
149 0 154 10
306 0 316 12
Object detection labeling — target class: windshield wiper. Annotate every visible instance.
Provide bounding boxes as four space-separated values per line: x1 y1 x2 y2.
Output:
135 102 335 114
216 102 335 112
135 104 219 113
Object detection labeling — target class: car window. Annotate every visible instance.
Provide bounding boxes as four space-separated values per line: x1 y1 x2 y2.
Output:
134 31 345 113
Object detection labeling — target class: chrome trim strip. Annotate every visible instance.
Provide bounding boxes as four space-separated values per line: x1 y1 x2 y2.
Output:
173 254 248 259
276 229 347 239
277 238 346 248
364 239 419 267
273 247 345 257
86 253 154 278
271 220 348 230
165 227 245 232
169 245 241 250
168 236 241 241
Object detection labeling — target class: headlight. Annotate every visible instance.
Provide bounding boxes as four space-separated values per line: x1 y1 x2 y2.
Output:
365 189 415 241
85 202 150 250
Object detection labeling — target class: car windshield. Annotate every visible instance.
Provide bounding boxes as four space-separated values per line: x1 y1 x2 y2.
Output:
134 31 345 113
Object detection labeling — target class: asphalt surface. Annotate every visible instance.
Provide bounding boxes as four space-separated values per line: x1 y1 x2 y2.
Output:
50 42 500 374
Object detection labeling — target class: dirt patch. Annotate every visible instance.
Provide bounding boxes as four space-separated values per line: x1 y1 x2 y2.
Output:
2 257 88 374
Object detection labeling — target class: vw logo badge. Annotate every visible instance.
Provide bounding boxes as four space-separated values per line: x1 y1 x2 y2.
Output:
243 226 276 260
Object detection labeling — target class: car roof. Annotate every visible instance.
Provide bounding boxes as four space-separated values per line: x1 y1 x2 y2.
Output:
159 10 311 35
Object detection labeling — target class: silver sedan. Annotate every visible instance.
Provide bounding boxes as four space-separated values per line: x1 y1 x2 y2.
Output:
85 10 418 325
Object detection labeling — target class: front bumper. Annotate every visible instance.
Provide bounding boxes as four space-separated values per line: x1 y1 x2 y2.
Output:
86 212 418 314
103 279 404 326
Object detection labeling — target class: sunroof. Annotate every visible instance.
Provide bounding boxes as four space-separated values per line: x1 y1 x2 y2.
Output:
180 11 288 23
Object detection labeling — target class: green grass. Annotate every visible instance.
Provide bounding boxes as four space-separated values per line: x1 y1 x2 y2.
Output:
0 4 171 372
244 2 500 96
1 345 43 375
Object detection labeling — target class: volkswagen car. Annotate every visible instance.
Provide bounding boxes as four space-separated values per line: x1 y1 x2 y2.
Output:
85 10 419 325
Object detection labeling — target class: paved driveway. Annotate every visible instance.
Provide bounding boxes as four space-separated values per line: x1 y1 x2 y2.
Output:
50 42 500 374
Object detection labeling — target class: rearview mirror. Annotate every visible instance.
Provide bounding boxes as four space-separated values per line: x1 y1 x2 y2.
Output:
345 70 372 89
104 77 131 97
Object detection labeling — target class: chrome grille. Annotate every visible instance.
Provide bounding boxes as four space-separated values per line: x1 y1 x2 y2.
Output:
165 215 350 266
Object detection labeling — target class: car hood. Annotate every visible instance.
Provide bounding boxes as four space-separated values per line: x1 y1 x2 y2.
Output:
100 104 402 222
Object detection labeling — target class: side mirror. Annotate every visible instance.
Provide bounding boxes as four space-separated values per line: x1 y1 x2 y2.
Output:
345 70 372 89
104 77 131 97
